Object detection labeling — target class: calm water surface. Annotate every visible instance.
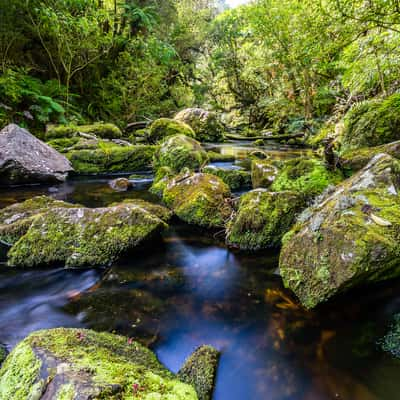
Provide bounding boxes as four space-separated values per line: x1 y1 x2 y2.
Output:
0 143 399 400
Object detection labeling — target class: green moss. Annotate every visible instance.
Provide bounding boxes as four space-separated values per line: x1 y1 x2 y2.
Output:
111 199 173 222
206 151 235 162
253 139 265 146
0 346 7 366
177 346 219 400
342 94 400 150
149 118 195 143
251 159 279 189
280 154 400 308
149 166 175 197
226 190 305 250
68 143 156 174
153 135 208 174
203 166 251 191
0 328 198 400
339 140 400 173
46 137 80 153
46 123 122 140
0 196 80 246
0 341 44 400
7 203 167 268
174 109 225 143
162 172 233 228
306 122 336 148
271 158 342 198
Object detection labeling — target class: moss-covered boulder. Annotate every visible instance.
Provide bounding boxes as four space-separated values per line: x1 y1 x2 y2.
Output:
153 135 208 174
163 172 233 228
178 346 219 400
251 159 279 189
149 166 175 197
149 118 195 143
226 189 305 250
280 153 400 309
0 328 218 400
46 123 122 140
270 158 342 199
341 94 400 150
68 144 155 174
0 196 80 246
174 108 225 143
340 140 400 174
112 199 173 223
203 165 251 191
7 201 168 268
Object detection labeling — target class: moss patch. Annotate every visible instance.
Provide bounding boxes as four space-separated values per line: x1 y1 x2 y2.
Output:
68 143 156 174
379 314 400 359
0 196 80 246
162 172 233 228
153 135 208 174
251 159 279 189
280 153 400 309
7 203 167 268
174 108 225 143
203 166 251 191
226 189 305 250
271 158 342 199
46 123 122 140
0 328 198 400
149 118 195 143
342 94 400 150
177 346 219 400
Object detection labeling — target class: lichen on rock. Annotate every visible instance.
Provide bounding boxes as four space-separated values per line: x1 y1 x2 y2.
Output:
226 189 305 250
162 172 233 228
0 196 80 246
280 153 400 309
7 202 168 268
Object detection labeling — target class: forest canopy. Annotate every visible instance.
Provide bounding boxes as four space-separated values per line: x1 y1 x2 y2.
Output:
1 0 400 135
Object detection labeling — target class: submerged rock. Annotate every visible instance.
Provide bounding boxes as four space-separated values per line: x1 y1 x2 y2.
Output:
174 108 225 143
0 328 218 399
7 201 168 268
163 172 233 228
154 134 208 174
380 314 400 359
270 158 342 199
178 346 220 400
203 165 251 191
0 196 80 246
149 118 195 143
280 153 400 309
67 144 155 174
226 189 305 250
0 124 73 185
251 159 279 189
108 177 132 192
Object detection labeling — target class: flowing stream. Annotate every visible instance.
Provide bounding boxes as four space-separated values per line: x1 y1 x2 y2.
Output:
1 142 400 399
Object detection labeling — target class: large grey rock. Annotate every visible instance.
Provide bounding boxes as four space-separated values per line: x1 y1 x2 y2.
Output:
0 124 73 185
280 153 400 309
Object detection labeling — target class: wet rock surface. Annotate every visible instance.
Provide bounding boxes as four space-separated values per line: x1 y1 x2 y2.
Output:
280 153 400 308
0 124 73 185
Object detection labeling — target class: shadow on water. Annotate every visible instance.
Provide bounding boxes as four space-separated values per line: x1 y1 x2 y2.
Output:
1 146 400 399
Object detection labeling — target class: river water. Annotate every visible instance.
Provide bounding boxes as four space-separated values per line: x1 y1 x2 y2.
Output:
0 142 399 399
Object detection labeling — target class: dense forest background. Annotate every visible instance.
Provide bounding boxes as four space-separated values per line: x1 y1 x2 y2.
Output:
1 0 400 138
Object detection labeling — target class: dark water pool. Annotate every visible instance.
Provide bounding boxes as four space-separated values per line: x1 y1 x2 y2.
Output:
1 157 400 399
